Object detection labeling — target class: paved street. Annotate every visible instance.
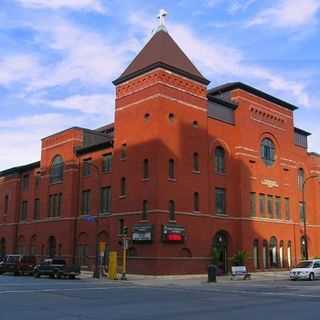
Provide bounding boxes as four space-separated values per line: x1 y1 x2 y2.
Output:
0 274 320 320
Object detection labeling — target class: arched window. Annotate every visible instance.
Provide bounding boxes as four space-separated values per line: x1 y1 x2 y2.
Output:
143 159 149 179
193 152 200 172
142 200 148 220
215 147 225 174
48 236 57 258
298 168 305 191
168 159 175 179
287 241 292 268
263 240 268 269
168 200 175 221
261 138 276 166
50 155 64 183
269 236 278 267
253 239 259 269
279 240 284 268
120 177 127 196
193 192 199 212
300 236 307 260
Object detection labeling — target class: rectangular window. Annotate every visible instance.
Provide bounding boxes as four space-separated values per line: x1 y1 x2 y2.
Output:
299 202 305 222
119 218 124 235
168 159 175 179
259 194 266 217
57 193 62 217
35 172 41 189
4 195 9 215
33 198 40 220
142 200 148 220
53 194 58 217
143 159 149 179
82 190 91 215
193 153 200 172
83 159 92 177
48 195 52 217
250 192 256 217
215 188 226 215
267 195 274 218
103 154 112 173
193 192 200 212
285 198 290 220
20 201 28 221
101 187 111 214
120 144 127 160
22 174 29 191
275 197 281 219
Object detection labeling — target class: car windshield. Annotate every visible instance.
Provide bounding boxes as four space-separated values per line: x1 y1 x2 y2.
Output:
296 261 313 268
6 256 20 263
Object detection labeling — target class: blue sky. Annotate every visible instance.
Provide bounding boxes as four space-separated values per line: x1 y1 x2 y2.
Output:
0 0 320 170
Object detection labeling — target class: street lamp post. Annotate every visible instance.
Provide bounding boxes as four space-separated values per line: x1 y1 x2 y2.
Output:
79 161 101 279
302 175 319 260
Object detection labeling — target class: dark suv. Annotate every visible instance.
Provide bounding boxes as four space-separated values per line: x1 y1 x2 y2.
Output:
0 255 37 276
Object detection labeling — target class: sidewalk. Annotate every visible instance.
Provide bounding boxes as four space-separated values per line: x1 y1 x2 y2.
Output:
80 270 289 283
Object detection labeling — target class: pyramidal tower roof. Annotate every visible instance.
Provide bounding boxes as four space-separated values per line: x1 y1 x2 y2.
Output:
113 29 209 85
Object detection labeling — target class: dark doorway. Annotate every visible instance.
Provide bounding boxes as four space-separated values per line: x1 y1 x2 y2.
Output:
0 238 6 257
213 231 229 274
48 236 57 258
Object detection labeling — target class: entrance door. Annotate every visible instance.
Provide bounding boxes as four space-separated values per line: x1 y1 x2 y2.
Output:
213 231 229 274
0 238 5 257
48 236 57 258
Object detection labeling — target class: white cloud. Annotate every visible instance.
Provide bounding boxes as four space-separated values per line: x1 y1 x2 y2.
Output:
169 24 312 107
127 12 312 108
0 55 42 86
39 94 115 116
24 19 137 92
248 0 320 28
16 0 107 14
0 111 111 170
0 113 77 170
228 0 256 15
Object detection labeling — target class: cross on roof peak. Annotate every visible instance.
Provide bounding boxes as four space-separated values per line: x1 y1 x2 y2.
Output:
156 9 168 32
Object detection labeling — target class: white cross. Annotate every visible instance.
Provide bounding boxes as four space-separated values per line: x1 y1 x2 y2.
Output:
157 9 168 27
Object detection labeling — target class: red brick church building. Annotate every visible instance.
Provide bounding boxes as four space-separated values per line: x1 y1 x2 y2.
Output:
1 23 320 274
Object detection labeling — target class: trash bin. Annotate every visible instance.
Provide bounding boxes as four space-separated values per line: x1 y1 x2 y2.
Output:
208 264 217 283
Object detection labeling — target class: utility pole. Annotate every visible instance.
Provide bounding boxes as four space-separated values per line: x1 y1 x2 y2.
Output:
302 175 319 260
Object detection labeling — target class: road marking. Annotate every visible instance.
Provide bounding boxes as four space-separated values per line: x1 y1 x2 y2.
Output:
0 285 139 295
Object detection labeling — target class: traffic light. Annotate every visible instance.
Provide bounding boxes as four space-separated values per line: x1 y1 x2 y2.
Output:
123 226 128 237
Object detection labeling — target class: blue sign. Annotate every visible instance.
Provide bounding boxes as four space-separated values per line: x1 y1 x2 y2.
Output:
81 215 96 223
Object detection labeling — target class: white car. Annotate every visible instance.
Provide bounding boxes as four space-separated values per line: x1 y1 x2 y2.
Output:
289 260 320 281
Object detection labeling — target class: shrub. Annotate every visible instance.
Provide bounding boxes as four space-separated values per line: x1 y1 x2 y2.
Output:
231 250 247 266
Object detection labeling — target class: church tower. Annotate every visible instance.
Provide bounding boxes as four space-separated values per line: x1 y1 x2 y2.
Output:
111 12 211 273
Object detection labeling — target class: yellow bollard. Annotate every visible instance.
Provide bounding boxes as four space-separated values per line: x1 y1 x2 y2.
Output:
108 251 118 280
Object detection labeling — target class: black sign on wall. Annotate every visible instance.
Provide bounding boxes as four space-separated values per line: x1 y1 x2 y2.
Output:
132 224 153 243
162 224 185 243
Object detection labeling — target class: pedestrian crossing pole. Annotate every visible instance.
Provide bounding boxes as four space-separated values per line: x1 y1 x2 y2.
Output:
121 237 128 280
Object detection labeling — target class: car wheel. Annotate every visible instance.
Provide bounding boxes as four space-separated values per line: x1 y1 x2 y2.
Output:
309 273 315 281
69 275 76 280
34 271 40 278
